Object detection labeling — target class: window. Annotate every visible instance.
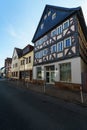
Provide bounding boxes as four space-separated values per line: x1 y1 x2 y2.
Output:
16 72 18 77
39 51 43 58
36 40 39 46
64 37 71 48
29 56 31 63
44 14 47 20
23 60 24 65
39 39 42 45
43 49 48 56
37 67 42 79
57 25 62 35
63 20 69 29
35 52 39 58
51 29 57 37
57 41 63 52
51 45 56 53
15 63 18 67
52 13 56 20
48 11 51 16
60 63 71 82
43 35 47 42
26 58 28 64
41 23 44 29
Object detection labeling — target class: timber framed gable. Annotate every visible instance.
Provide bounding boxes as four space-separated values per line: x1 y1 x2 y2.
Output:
32 5 87 66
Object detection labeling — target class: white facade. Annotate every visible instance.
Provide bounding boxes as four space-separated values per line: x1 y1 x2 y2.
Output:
33 57 86 84
11 49 20 79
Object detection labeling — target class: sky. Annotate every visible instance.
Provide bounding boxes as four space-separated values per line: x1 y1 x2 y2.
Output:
0 0 87 68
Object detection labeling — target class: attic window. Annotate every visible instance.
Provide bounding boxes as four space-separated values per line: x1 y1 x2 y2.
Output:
48 11 51 16
41 23 44 29
44 14 47 20
52 13 56 20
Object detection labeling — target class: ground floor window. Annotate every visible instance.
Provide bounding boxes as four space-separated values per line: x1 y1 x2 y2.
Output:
37 67 42 79
60 62 71 82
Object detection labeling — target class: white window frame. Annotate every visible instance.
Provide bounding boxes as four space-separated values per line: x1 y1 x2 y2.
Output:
39 51 43 58
51 29 57 37
43 49 48 56
52 13 56 20
57 25 62 35
51 45 56 53
63 20 69 30
48 11 51 16
41 23 44 29
43 35 47 43
64 37 71 48
57 41 63 52
35 52 39 58
44 14 47 20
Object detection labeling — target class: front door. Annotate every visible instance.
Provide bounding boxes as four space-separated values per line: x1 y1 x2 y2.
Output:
46 71 55 84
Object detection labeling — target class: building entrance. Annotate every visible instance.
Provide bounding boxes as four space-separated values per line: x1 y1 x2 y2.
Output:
45 65 55 84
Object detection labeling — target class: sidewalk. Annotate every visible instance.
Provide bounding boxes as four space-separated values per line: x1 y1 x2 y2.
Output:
8 80 87 106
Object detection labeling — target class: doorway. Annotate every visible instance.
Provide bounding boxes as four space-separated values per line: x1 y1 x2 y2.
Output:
45 65 55 84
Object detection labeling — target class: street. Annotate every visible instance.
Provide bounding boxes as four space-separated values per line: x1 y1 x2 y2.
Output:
0 80 87 130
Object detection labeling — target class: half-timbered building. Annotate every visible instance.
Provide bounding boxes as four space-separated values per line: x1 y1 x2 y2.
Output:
32 5 87 87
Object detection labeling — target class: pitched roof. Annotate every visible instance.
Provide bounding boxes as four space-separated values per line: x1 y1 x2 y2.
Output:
32 5 87 42
15 48 22 58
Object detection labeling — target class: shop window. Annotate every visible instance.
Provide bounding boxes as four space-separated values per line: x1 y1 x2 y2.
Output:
37 67 42 79
60 63 71 82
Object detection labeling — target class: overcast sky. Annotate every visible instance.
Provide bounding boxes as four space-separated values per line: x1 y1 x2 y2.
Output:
0 0 87 68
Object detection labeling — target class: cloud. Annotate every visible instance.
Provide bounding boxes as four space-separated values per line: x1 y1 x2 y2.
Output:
7 24 17 37
6 24 29 42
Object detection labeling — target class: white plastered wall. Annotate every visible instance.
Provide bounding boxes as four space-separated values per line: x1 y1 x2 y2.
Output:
33 57 82 84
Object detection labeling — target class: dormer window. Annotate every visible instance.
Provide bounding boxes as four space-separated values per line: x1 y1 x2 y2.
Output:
48 11 51 16
44 14 47 20
52 13 56 20
41 23 44 29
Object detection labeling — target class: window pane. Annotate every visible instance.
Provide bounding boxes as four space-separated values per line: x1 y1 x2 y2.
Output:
57 41 63 52
63 20 69 29
64 37 71 48
37 67 42 79
57 25 62 35
51 45 56 53
51 29 57 37
60 63 71 82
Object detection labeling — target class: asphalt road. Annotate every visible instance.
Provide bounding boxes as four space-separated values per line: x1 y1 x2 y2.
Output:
0 80 87 130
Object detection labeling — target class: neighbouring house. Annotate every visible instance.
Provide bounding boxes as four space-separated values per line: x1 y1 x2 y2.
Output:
32 5 87 90
5 57 12 78
11 48 22 80
0 69 1 77
19 44 34 82
0 67 5 77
